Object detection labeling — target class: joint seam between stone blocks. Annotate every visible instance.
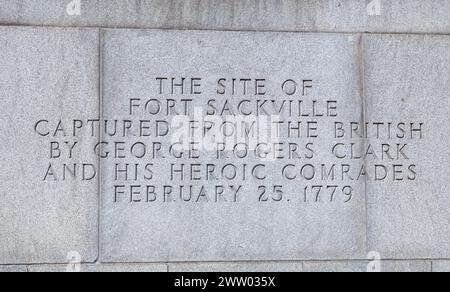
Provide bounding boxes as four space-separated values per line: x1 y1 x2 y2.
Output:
1 23 450 36
361 33 369 257
97 28 105 265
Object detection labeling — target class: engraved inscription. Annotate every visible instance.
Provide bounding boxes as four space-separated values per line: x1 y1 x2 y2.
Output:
34 76 424 206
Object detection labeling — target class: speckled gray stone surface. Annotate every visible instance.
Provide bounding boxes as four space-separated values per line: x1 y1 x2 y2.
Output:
169 262 303 272
364 34 450 259
0 27 99 264
0 266 28 272
432 261 450 272
303 260 431 272
27 263 167 272
100 29 366 262
0 0 449 34
1 3 450 270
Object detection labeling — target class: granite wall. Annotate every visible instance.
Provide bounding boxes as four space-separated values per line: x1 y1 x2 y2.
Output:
1 0 449 272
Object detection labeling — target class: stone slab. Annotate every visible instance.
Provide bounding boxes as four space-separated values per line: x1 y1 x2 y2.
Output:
0 27 99 264
28 263 167 272
303 260 431 272
169 262 302 272
364 35 450 259
0 266 28 272
100 29 366 262
432 261 450 272
0 1 449 34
